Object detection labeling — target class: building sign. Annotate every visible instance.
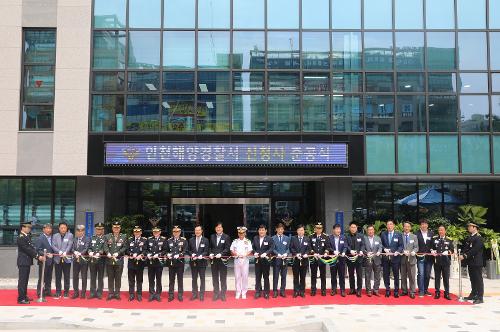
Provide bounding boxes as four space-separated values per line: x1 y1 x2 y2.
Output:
104 142 348 167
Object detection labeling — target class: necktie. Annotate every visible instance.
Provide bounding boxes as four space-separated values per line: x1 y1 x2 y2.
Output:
389 232 393 243
299 237 303 245
77 238 81 247
279 236 282 243
405 234 409 245
196 237 200 250
217 235 220 246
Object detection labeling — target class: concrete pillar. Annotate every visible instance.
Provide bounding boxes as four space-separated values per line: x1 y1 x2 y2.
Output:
323 178 353 232
75 176 106 227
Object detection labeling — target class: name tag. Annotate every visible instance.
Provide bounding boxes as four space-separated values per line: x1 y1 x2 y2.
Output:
263 242 268 245
129 243 134 247
444 241 449 245
445 246 448 250
140 242 144 246
321 243 325 247
179 242 184 246
221 240 225 244
283 241 287 245
92 240 96 244
200 244 205 248
434 240 439 244
169 243 173 247
63 239 68 242
357 238 361 242
410 240 414 244
375 241 379 245
117 243 122 247
312 238 316 242
303 242 308 245
340 241 344 244
394 238 398 242
426 237 431 241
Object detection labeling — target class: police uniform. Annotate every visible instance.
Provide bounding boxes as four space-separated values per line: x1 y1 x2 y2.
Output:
290 231 312 297
17 222 41 304
252 232 274 299
166 226 186 302
231 227 253 299
346 230 365 296
309 223 331 296
88 222 106 299
146 228 166 302
462 223 484 304
187 233 210 301
431 235 453 300
127 226 147 301
103 222 128 300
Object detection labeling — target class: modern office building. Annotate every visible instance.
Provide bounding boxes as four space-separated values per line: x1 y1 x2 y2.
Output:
1 0 500 247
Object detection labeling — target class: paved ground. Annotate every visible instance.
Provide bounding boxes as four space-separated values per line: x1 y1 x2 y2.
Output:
0 265 499 332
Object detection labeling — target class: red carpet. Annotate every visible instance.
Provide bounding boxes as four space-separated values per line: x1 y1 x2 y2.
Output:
0 289 471 309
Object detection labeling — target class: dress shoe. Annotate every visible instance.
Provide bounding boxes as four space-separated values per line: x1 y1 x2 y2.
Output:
273 291 278 298
137 294 143 302
220 294 227 301
199 294 204 302
178 295 183 302
367 291 372 297
373 291 380 297
464 294 476 301
356 290 362 297
212 293 219 301
264 293 269 299
340 290 346 297
473 299 484 304
293 291 298 298
418 293 424 298
55 292 61 298
394 293 399 298
409 293 415 299
444 293 451 300
385 291 390 298
254 292 261 299
129 294 135 301
434 292 440 299
80 292 86 299
168 295 174 302
190 293 198 301
280 290 286 298
155 294 162 302
300 291 305 298
348 289 356 295
424 290 432 296
148 294 155 302
88 293 96 299
97 294 103 300
321 290 326 296
17 299 30 304
330 289 337 296
310 289 316 296
71 292 79 300
106 294 113 301
115 294 121 301
401 291 408 296
241 293 247 299
44 292 54 297
27 297 34 301
63 291 69 299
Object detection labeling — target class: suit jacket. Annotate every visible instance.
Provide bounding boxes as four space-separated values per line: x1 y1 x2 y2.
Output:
431 236 454 266
88 234 106 264
380 230 404 263
103 233 128 266
166 236 187 266
187 236 210 267
309 233 331 255
328 234 348 255
252 235 274 255
290 236 311 256
363 235 383 265
209 233 231 256
416 229 434 262
402 232 419 265
51 232 74 264
72 235 90 264
127 236 147 269
272 234 290 256
346 232 365 253
17 232 39 267
146 236 167 268
35 233 54 266
462 233 484 267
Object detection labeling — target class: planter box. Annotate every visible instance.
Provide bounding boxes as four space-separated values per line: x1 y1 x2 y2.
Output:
486 260 500 279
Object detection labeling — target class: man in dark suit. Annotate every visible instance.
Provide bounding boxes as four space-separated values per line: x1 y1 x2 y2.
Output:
166 225 187 302
17 221 44 304
35 223 54 298
309 222 330 296
72 224 90 299
290 224 311 298
209 222 231 301
328 223 348 297
460 222 484 304
415 219 434 297
127 225 147 302
272 223 290 298
346 221 365 297
431 225 453 300
252 224 274 299
51 221 73 298
380 220 404 298
187 225 210 301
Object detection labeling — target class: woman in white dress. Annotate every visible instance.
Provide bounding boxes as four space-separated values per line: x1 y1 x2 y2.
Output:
230 226 253 299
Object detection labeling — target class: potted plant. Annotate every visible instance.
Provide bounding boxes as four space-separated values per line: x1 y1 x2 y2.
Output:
445 224 468 278
480 228 500 279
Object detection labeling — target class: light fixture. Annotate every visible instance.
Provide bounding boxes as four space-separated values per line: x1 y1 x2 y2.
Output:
463 84 471 88
199 83 208 92
429 104 435 107
206 101 214 109
404 85 412 88
145 83 157 91
162 101 170 109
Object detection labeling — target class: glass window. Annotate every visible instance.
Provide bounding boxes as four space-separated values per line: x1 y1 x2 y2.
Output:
21 106 53 130
92 31 126 69
493 73 500 92
493 95 500 131
24 30 56 63
163 72 195 92
267 95 300 132
197 95 230 132
398 135 427 174
426 32 455 70
198 0 230 28
303 95 330 132
457 0 486 29
303 73 329 92
490 0 500 28
163 31 195 69
93 72 125 91
332 72 363 93
302 0 329 29
198 31 230 69
232 95 266 132
394 182 418 223
429 135 459 173
54 179 75 226
365 96 395 132
129 0 161 28
366 135 395 174
273 182 303 196
364 32 393 70
494 136 500 173
425 0 455 29
460 95 489 132
395 32 424 71
491 33 500 70
126 95 160 131
23 66 55 103
268 72 300 91
397 73 424 92
267 0 299 29
428 73 457 93
332 0 361 29
459 73 488 93
198 71 230 92
397 95 426 132
24 179 52 225
332 95 363 132
458 32 487 70
332 32 362 70
91 95 124 132
395 0 423 29
128 31 160 69
164 0 195 28
197 183 221 197
233 0 264 28
222 182 245 196
0 179 22 227
232 31 265 70
461 135 490 174
429 95 458 132
365 73 393 92
302 32 330 70
127 72 160 92
246 183 271 196
364 0 392 29
267 31 300 69
443 183 467 220
366 183 392 221
233 72 265 91
93 0 126 28
352 182 367 223
161 94 195 132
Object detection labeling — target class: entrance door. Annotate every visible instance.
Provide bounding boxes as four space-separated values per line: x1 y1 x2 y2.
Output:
200 204 243 238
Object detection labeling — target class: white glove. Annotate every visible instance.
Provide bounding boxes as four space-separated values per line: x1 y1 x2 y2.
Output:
296 253 302 258
350 250 356 255
314 253 319 258
442 250 448 256
59 251 63 255
341 252 346 257
254 253 259 257
334 250 339 256
154 254 159 259
215 253 222 259
147 253 152 259
394 251 399 256
198 255 203 260
107 253 112 258
358 251 364 256
404 250 410 256
209 253 214 259
95 253 100 258
74 251 80 257
303 254 308 258
88 251 94 257
167 253 172 259
192 253 197 259
277 253 282 259
113 253 118 258
376 252 381 256
410 251 416 256
384 248 390 253
367 251 373 257
261 253 267 258
132 253 138 258
431 249 437 255
174 254 179 259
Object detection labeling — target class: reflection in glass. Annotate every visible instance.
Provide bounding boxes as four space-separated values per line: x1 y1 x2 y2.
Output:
24 30 56 63
398 135 427 174
93 31 126 69
129 0 161 28
303 95 330 132
429 135 458 173
458 32 487 70
491 0 500 29
365 73 393 92
267 31 300 69
461 135 490 174
161 94 195 132
24 179 52 224
332 0 361 29
429 95 457 132
126 95 160 131
0 179 22 227
365 96 395 132
23 66 54 103
267 95 300 131
428 73 456 93
395 0 423 29
128 31 160 69
232 95 266 132
93 72 125 91
127 72 160 92
303 73 329 92
366 182 392 220
198 31 230 69
495 137 500 173
302 0 329 29
22 106 53 130
273 182 303 196
397 95 426 132
332 95 363 132
457 0 486 29
197 95 230 132
163 72 195 92
493 74 500 93
364 0 392 29
233 72 265 91
163 31 195 69
302 32 330 70
490 32 500 70
198 0 230 28
267 0 299 29
366 136 395 174
460 95 489 132
427 32 455 70
332 73 363 93
395 32 424 70
91 95 124 132
54 179 76 226
232 31 265 70
164 0 195 28
425 0 455 29
268 72 300 91
93 0 126 28
394 182 419 222
458 73 488 93
233 0 264 28
397 73 424 92
364 32 393 70
332 32 362 70
198 72 230 92
492 96 500 131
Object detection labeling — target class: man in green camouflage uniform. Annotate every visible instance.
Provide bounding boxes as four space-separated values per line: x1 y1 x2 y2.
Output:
88 222 106 299
104 221 128 300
